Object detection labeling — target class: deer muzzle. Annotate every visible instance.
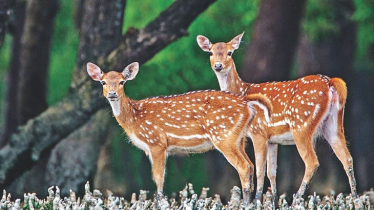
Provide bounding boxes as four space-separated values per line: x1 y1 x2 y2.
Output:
107 91 118 100
214 62 223 72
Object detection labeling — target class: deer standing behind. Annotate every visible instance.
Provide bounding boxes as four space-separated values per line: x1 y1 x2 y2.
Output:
87 62 273 206
197 32 357 204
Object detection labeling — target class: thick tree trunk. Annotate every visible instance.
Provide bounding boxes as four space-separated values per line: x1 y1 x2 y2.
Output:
73 0 85 30
0 2 26 148
17 0 59 124
241 0 306 83
45 109 111 196
71 0 126 88
0 0 216 191
41 0 127 197
349 71 374 193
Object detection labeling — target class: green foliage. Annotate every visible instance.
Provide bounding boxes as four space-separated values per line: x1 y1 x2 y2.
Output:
125 0 260 99
164 154 210 195
47 0 79 105
302 0 340 42
0 35 11 73
22 198 44 210
123 0 174 33
0 35 12 126
110 126 150 187
303 0 374 61
42 201 53 210
353 0 374 59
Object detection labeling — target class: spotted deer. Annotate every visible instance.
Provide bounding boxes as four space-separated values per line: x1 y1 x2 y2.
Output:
87 62 273 206
197 32 357 203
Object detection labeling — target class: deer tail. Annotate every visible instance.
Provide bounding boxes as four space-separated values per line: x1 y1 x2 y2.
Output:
329 77 347 110
246 93 273 123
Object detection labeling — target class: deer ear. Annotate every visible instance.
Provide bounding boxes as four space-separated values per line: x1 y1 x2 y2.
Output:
122 62 139 81
87 62 104 81
229 32 244 50
197 35 212 52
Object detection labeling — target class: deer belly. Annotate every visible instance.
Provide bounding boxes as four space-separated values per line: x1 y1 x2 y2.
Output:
167 136 214 154
268 132 295 145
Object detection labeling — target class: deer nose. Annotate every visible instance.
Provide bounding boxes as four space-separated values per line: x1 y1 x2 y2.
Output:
214 62 223 71
108 91 118 99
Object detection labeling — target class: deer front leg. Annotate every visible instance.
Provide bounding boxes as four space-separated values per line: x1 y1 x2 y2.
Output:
213 140 254 207
149 147 167 198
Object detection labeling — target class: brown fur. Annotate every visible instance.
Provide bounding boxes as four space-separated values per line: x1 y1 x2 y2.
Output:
87 62 273 206
197 33 357 202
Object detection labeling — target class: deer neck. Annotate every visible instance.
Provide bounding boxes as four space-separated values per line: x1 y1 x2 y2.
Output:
215 62 249 95
108 98 122 117
109 95 135 127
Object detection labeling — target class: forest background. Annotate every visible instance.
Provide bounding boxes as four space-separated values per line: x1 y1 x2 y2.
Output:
0 0 373 203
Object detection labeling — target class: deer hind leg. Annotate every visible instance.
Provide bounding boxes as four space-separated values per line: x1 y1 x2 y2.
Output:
213 137 254 206
292 130 319 198
250 134 267 203
323 109 357 197
239 137 255 192
149 147 167 196
267 143 278 205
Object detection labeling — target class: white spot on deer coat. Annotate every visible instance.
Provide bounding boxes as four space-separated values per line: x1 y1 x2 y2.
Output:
312 104 320 119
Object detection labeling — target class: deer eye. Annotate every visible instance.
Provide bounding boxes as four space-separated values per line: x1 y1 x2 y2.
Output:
100 81 106 85
119 81 125 85
227 51 232 56
209 51 213 56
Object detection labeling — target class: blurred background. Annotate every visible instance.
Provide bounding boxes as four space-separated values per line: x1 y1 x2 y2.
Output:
0 0 373 203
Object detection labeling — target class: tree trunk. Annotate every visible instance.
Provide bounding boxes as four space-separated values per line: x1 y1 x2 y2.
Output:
42 0 127 196
17 0 59 125
73 0 85 30
0 0 216 192
241 0 306 83
348 71 374 193
71 0 126 88
0 2 26 148
45 109 111 196
0 0 9 48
